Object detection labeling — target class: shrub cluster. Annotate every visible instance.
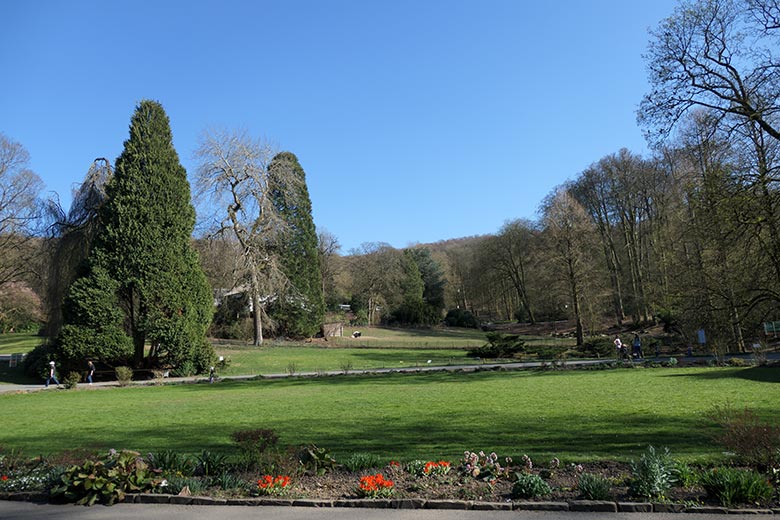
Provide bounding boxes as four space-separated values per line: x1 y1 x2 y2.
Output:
52 450 161 505
469 333 525 359
707 405 780 469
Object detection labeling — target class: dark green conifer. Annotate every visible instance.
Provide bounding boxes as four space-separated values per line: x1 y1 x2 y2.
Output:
55 100 213 373
268 152 324 338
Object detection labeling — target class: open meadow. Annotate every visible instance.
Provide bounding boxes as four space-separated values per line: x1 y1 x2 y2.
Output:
1 366 777 464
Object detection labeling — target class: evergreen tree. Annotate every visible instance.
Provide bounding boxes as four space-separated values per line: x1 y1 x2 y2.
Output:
55 100 213 373
407 247 446 313
268 152 324 338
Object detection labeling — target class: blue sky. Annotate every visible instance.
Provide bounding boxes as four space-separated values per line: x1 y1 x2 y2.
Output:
1 0 677 253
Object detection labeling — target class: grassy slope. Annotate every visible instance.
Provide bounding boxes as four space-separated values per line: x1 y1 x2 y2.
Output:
0 333 40 354
1 366 777 462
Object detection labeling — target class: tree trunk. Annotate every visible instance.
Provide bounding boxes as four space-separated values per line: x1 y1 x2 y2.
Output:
250 269 263 346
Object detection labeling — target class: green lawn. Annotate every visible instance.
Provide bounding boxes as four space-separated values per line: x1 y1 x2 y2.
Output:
323 326 488 348
0 333 41 354
213 345 474 376
1 366 777 463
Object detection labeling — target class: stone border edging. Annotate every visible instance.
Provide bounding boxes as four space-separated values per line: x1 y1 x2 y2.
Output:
2 492 780 513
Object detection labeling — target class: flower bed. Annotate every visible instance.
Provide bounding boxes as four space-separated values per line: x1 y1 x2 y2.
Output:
1 446 778 509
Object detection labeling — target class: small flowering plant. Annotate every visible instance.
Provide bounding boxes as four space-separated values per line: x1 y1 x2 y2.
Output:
460 451 511 481
357 473 394 498
423 461 451 476
257 475 291 496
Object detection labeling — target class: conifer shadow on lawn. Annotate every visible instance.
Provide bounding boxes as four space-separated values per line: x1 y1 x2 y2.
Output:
659 366 780 383
2 368 775 462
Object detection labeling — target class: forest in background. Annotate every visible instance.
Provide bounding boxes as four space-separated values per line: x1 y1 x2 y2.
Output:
1 0 779 362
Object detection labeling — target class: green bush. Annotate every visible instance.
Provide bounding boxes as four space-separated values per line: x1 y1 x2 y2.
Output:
469 333 525 359
629 446 675 499
63 371 82 390
57 324 133 373
171 360 196 377
699 467 774 507
580 338 613 358
22 342 57 380
578 472 612 500
728 357 746 367
511 472 552 499
115 366 133 386
444 308 479 328
52 449 161 505
342 453 383 473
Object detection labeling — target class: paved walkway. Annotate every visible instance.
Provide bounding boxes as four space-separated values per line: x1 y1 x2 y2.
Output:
1 353 776 395
0 501 771 520
0 357 659 394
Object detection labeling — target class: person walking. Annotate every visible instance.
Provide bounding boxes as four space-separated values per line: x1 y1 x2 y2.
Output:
86 360 95 385
613 335 625 360
45 361 60 388
632 334 643 359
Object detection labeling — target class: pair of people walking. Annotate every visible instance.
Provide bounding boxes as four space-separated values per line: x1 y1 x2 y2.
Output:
614 333 643 360
45 360 95 387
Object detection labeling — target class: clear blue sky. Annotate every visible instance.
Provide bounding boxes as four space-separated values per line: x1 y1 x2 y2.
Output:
1 0 677 253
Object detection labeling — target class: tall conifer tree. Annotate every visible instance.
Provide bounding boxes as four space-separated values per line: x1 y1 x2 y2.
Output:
55 100 213 372
268 152 324 337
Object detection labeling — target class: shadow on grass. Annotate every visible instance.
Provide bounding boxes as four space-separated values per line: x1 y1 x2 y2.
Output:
0 408 717 462
0 361 39 385
176 369 548 392
660 366 780 383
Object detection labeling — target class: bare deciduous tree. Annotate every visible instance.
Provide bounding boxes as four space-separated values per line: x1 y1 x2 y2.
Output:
195 128 301 345
541 187 598 346
317 228 341 308
640 0 780 143
0 133 43 289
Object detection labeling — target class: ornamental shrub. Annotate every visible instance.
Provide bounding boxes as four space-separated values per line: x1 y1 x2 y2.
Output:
444 308 479 328
52 450 161 505
707 405 780 469
469 333 525 359
629 446 675 499
115 366 133 386
511 472 552 499
699 467 774 507
63 371 82 390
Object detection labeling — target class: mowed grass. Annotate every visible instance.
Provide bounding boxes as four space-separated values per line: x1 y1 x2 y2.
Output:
214 345 473 376
0 333 41 354
1 366 777 462
212 326 574 376
322 326 487 348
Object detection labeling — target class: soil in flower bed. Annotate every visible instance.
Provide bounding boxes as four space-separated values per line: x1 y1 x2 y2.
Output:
218 461 764 507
